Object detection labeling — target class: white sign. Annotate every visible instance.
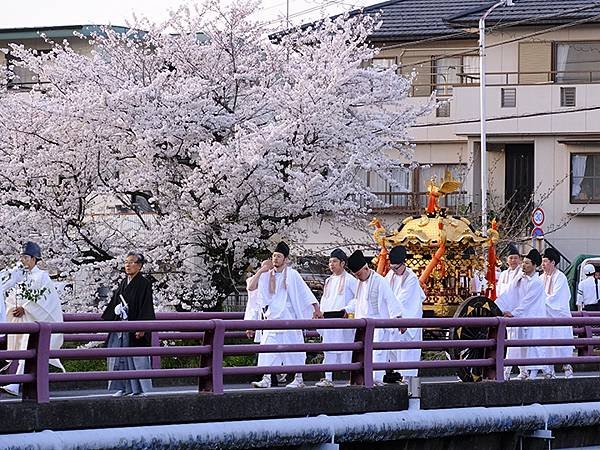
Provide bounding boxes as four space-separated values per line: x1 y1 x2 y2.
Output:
532 207 545 227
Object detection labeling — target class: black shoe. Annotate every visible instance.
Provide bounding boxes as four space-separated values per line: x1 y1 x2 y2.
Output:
382 371 403 384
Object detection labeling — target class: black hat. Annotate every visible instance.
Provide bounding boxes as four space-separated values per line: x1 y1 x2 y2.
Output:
273 241 290 258
330 248 347 261
347 250 367 273
22 241 42 259
542 248 560 265
524 249 542 266
389 246 407 265
506 243 520 256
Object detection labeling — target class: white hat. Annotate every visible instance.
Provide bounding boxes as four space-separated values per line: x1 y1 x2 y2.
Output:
583 263 596 276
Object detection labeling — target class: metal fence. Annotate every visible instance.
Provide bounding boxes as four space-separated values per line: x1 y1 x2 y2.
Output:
2 313 600 403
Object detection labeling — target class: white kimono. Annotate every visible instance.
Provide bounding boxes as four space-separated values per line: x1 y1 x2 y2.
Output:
2 266 65 376
495 271 549 370
385 268 425 377
542 270 575 360
497 267 520 297
577 276 600 308
255 267 317 368
345 270 402 382
244 279 263 343
319 272 357 365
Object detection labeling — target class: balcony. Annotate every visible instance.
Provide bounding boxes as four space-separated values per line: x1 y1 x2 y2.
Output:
407 70 600 98
368 191 471 216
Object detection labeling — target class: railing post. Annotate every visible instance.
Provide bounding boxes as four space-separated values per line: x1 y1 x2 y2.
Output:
198 319 225 394
581 312 594 356
22 322 51 403
350 319 373 387
151 332 161 369
489 317 507 382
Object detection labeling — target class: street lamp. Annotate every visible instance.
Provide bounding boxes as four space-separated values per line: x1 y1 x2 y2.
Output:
479 0 514 236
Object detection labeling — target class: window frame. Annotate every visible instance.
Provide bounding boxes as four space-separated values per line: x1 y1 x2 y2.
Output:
6 48 52 89
552 40 600 84
570 152 600 204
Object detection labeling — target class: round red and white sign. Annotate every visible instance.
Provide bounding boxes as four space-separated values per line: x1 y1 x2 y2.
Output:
532 207 545 227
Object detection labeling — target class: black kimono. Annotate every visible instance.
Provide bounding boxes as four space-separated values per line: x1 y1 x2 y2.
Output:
101 273 155 394
102 273 155 346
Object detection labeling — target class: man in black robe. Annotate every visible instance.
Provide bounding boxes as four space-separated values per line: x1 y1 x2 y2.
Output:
102 251 155 396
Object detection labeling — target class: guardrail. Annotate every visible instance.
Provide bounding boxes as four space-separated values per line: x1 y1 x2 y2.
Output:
2 313 600 403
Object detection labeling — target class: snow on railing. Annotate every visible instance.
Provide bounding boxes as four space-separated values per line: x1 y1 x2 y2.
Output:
2 313 600 403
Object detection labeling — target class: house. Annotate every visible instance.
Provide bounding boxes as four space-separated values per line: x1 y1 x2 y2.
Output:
328 0 600 260
3 4 600 262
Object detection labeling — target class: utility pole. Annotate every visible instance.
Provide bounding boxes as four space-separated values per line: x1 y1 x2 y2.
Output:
479 0 514 236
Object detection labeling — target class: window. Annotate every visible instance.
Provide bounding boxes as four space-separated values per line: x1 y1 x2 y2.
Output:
6 50 50 88
434 56 462 95
501 88 516 108
560 87 576 107
371 57 396 69
554 42 600 84
571 153 600 203
359 163 467 211
418 163 467 208
436 101 450 117
362 166 412 209
461 55 480 84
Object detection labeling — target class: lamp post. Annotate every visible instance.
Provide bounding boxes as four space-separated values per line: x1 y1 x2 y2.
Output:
479 0 514 236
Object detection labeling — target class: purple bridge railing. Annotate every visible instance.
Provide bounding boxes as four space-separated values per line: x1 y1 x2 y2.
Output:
2 312 600 403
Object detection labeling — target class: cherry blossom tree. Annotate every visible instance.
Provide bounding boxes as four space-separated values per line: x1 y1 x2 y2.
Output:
0 1 429 311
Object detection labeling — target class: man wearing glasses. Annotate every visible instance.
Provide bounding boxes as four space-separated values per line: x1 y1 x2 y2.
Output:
345 250 402 386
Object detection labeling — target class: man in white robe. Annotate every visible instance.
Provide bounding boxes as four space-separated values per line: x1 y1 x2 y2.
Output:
0 242 65 396
541 248 574 378
315 249 357 387
495 249 549 380
577 264 600 311
385 245 425 381
245 259 287 386
497 243 522 297
496 243 522 380
251 241 323 389
345 250 402 386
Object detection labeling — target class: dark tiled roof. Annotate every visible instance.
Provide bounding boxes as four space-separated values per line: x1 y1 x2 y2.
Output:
361 0 484 41
359 0 600 42
447 0 600 26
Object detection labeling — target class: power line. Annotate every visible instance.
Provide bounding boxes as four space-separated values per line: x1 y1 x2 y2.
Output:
411 105 600 128
262 0 348 26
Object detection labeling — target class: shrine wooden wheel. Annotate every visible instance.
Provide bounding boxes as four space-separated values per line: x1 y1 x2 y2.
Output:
450 295 503 382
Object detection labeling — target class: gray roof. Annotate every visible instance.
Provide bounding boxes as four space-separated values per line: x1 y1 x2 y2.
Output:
359 0 600 42
447 0 600 26
0 25 132 41
361 0 483 41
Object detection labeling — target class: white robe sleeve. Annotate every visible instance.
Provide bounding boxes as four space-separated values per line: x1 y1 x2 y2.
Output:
576 280 585 306
512 279 545 318
545 272 572 317
341 275 358 314
256 271 272 309
22 271 63 323
244 279 262 321
380 277 403 319
288 269 317 320
399 274 424 339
